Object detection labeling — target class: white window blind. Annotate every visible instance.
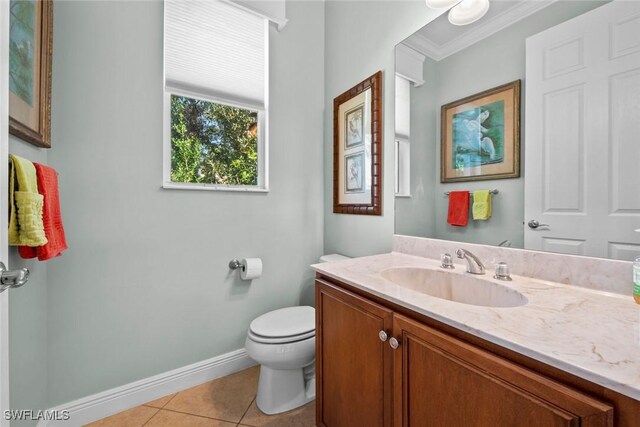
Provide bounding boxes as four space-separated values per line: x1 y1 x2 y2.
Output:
395 76 411 140
164 0 268 109
395 76 411 197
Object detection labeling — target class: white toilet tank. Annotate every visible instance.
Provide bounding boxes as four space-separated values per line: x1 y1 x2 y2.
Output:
319 254 349 263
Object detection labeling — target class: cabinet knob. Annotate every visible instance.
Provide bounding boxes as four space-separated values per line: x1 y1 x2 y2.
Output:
379 330 388 342
389 337 400 349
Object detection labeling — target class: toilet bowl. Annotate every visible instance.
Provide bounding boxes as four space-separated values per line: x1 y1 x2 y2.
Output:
245 254 349 415
245 306 316 414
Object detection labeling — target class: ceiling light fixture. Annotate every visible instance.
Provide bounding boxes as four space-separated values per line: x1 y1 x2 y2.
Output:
425 0 490 26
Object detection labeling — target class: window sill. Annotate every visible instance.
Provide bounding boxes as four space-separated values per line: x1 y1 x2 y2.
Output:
162 182 269 193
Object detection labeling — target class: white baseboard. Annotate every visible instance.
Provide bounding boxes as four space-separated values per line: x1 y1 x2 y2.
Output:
39 348 256 427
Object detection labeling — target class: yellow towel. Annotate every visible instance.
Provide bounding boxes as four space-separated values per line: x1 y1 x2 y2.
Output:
8 155 47 246
472 190 492 221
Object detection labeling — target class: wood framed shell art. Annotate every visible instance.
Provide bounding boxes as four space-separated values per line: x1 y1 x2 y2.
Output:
333 71 382 215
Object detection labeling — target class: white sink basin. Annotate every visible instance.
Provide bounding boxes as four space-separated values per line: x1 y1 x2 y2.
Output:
380 267 527 308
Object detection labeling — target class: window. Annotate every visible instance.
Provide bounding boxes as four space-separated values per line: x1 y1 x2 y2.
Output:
395 75 411 197
163 0 269 191
394 45 425 198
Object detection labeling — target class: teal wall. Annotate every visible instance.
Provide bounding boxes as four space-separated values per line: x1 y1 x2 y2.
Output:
323 1 441 257
7 0 325 409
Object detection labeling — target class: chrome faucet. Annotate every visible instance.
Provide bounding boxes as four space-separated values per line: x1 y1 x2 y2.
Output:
455 249 486 275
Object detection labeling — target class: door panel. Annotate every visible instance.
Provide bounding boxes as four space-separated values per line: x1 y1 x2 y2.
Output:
542 237 585 256
393 314 613 427
542 85 585 213
610 69 640 214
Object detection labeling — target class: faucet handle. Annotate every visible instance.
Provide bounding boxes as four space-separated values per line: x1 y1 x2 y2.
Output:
494 262 512 281
440 253 455 269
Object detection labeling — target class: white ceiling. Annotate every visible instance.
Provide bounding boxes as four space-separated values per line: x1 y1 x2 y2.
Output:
402 0 557 61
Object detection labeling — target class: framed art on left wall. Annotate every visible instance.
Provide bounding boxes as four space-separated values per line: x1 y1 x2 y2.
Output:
333 71 382 215
9 0 52 148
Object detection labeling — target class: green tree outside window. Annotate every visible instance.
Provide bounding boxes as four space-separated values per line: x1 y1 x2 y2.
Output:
170 95 259 186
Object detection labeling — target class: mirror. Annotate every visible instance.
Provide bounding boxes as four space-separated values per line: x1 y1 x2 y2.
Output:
394 0 640 261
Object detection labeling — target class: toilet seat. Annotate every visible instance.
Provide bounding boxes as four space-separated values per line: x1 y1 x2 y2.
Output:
248 329 315 344
248 306 315 344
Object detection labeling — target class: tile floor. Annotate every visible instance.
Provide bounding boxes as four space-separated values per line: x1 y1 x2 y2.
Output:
86 366 315 427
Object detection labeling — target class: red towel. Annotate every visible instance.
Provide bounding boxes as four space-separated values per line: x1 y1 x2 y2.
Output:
447 191 470 227
19 163 68 261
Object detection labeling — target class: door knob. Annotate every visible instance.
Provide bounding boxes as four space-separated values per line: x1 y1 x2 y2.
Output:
0 262 29 293
379 330 389 342
527 220 549 229
389 337 400 349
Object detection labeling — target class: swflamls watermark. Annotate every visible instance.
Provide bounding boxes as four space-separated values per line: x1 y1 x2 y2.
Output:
4 409 70 421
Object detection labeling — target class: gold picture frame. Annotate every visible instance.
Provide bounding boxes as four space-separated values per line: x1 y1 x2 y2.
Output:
333 71 382 215
441 80 520 183
9 0 53 148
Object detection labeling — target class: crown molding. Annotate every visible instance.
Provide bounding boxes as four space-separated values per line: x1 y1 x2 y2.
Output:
406 0 558 61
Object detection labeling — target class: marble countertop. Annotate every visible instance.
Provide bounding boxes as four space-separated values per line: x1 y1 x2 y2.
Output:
311 252 640 401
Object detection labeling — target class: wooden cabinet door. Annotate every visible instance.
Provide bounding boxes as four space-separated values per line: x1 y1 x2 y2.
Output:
316 280 393 427
393 314 613 427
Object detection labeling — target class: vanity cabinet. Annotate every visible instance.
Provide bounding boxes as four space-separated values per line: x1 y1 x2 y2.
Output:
316 278 615 427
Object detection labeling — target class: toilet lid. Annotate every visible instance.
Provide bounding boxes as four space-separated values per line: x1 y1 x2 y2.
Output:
249 306 315 339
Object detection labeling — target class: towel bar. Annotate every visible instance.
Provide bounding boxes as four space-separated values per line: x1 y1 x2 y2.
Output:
444 189 498 197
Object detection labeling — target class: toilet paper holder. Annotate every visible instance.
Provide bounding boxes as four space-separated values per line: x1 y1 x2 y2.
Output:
228 259 244 271
229 258 263 281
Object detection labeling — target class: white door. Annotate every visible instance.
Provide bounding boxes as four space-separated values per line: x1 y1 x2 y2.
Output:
0 0 10 422
525 0 640 260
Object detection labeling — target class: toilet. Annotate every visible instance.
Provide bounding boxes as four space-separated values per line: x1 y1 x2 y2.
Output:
245 254 349 415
